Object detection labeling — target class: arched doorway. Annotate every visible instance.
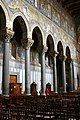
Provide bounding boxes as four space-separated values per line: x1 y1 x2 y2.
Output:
56 41 64 93
46 35 54 91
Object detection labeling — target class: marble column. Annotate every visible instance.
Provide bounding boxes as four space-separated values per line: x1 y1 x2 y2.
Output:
1 28 14 95
62 56 66 93
48 51 58 93
53 53 58 93
70 60 74 92
21 38 34 95
38 45 48 95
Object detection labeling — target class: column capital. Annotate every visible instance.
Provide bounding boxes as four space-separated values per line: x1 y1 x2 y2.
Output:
0 27 14 43
59 55 67 61
66 57 72 63
37 45 48 54
21 38 34 49
49 50 59 57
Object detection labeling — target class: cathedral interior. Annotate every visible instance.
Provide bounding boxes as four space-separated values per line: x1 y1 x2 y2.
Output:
0 0 80 119
0 0 80 95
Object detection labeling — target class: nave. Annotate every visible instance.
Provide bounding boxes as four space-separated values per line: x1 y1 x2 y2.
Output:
0 92 80 120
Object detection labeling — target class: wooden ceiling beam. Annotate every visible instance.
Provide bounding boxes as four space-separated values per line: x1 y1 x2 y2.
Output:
63 0 80 7
68 7 80 13
67 4 80 11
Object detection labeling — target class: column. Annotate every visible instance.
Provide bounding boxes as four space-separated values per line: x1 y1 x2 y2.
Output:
72 60 76 91
70 60 74 92
38 45 48 95
62 56 67 93
21 38 34 95
1 28 14 95
49 51 58 93
53 53 58 93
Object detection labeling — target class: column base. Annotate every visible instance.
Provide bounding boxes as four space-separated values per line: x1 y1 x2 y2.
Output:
26 93 31 95
54 91 58 93
3 94 9 97
63 91 66 93
41 93 46 96
70 91 74 92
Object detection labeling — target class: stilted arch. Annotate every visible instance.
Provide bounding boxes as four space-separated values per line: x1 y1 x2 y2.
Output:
32 26 43 45
56 41 64 93
46 34 54 51
45 32 55 50
66 46 71 58
46 34 54 67
13 16 27 44
30 23 44 45
56 40 65 55
65 46 72 92
11 11 30 37
57 41 63 55
0 1 10 22
30 26 43 64
30 25 44 84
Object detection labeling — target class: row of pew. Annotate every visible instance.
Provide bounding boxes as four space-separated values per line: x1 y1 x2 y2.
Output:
0 92 80 120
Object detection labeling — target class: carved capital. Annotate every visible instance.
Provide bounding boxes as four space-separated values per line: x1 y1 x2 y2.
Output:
49 50 58 57
59 55 67 61
37 45 48 54
0 27 14 43
21 38 34 49
66 57 72 63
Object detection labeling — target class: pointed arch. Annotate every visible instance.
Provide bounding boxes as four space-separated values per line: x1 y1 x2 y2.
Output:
11 11 30 37
66 46 71 58
65 46 72 92
0 1 10 22
13 16 27 40
46 34 54 67
46 34 54 52
32 26 43 45
57 41 63 56
30 22 44 44
45 31 55 49
0 5 6 30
